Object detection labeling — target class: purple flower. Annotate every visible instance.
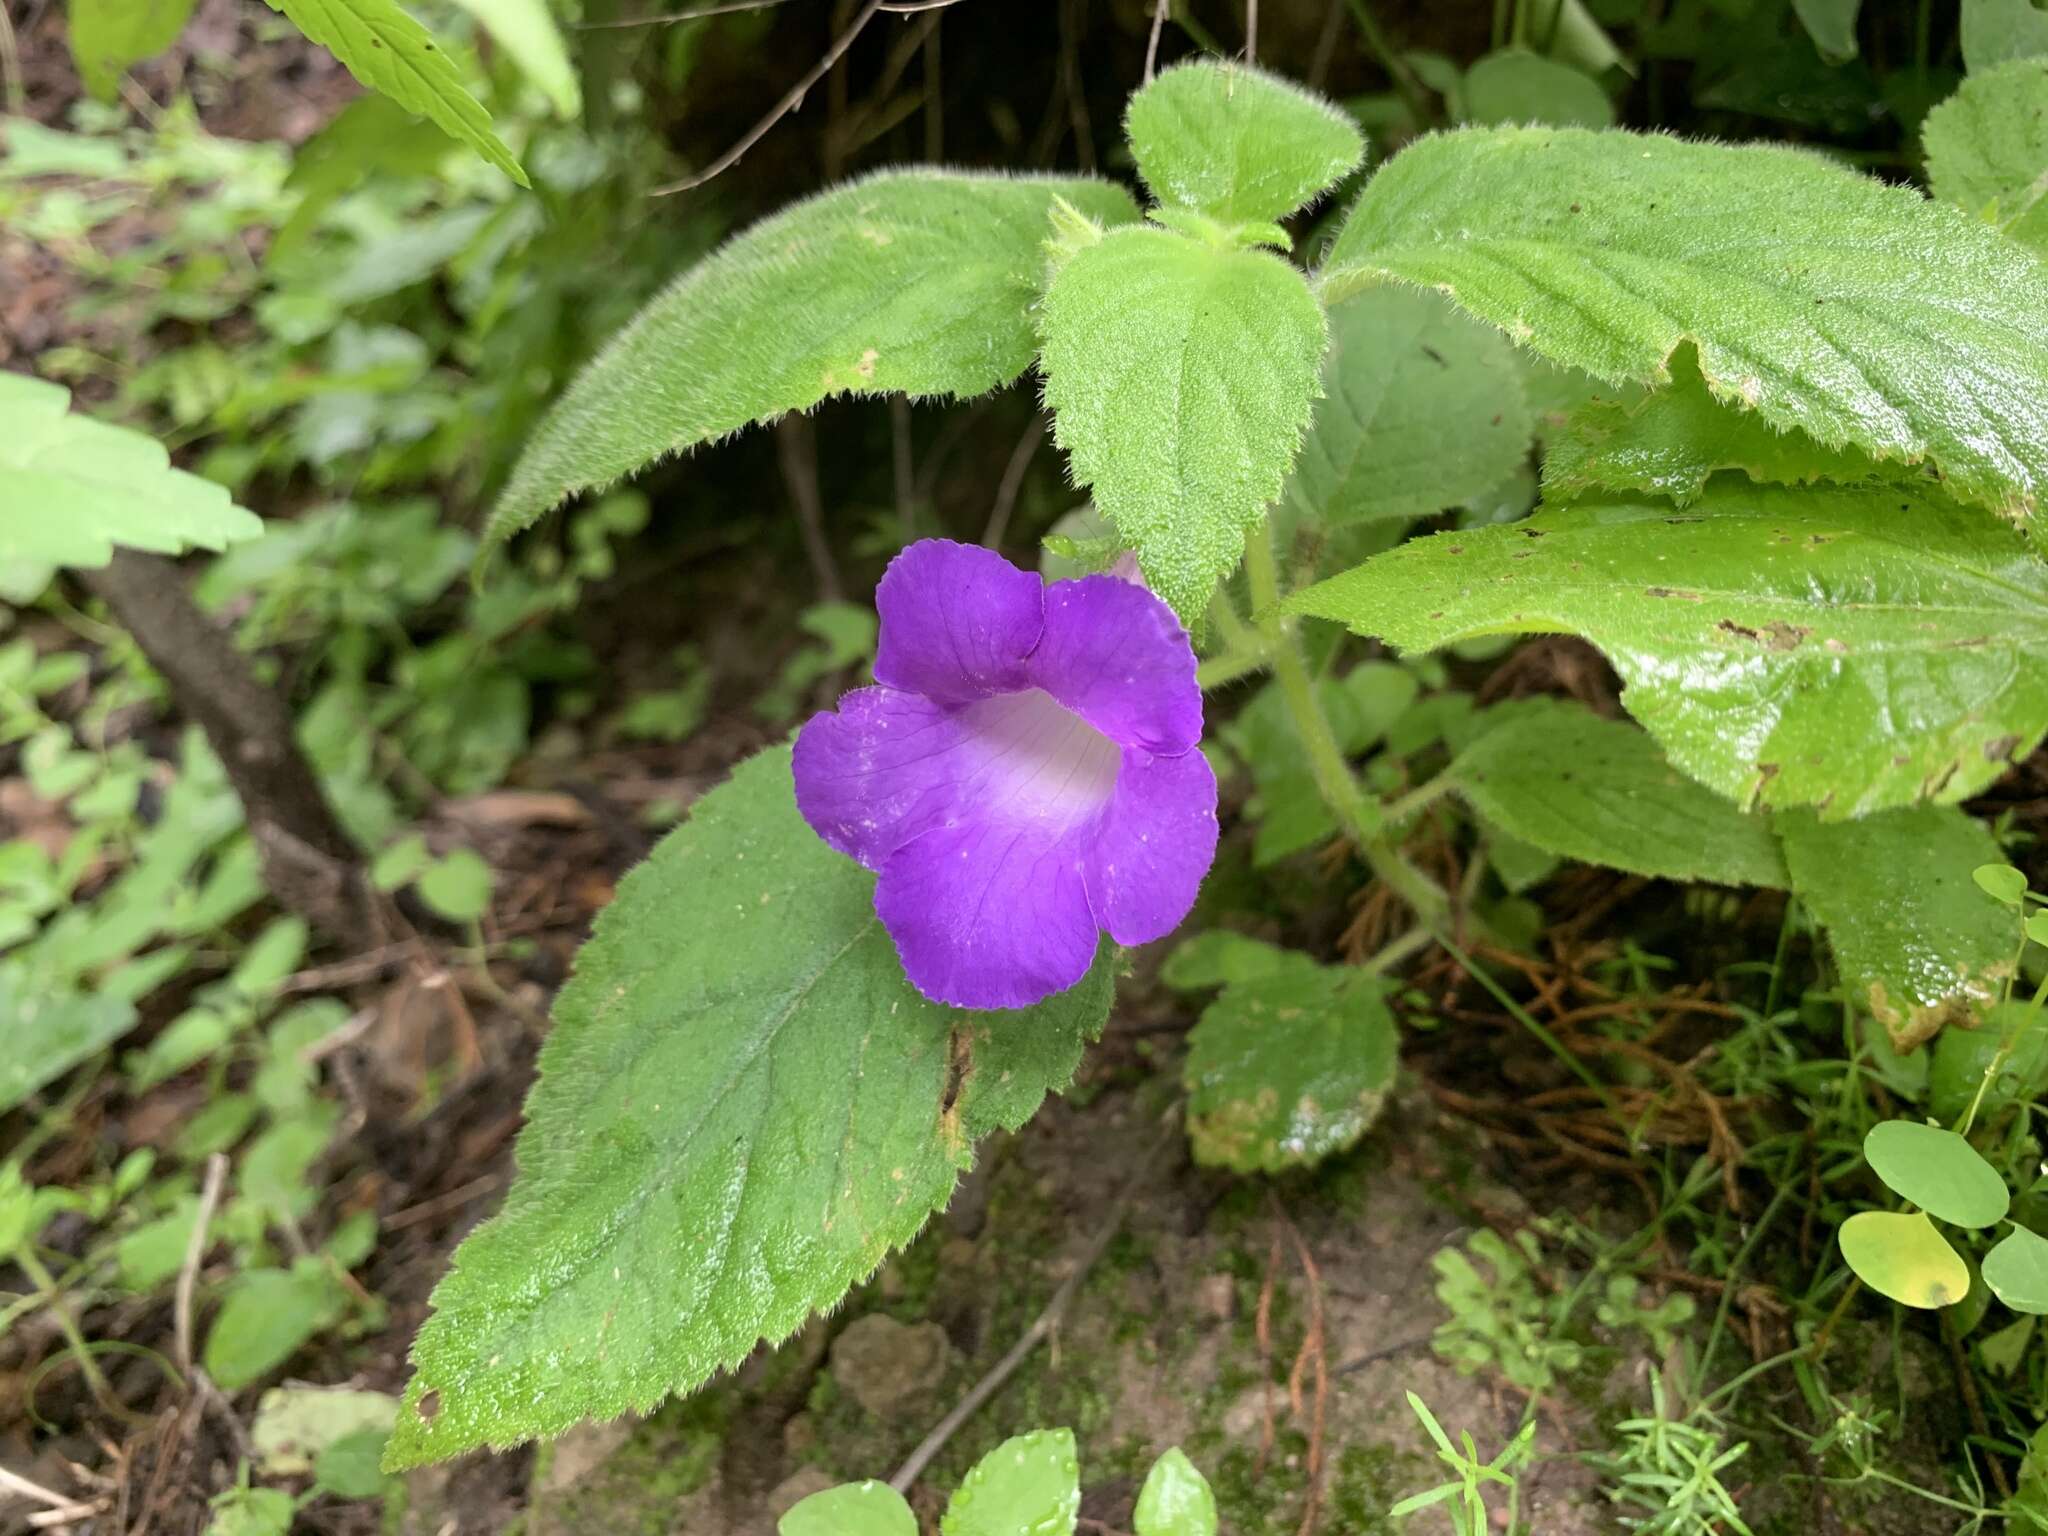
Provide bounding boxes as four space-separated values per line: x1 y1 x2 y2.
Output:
794 539 1218 1010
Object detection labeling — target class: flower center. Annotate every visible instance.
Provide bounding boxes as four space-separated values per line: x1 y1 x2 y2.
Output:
959 687 1121 827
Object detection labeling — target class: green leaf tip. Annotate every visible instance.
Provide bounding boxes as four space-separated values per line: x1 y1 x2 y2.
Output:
383 747 1115 1469
486 170 1140 547
264 0 528 187
1126 58 1364 225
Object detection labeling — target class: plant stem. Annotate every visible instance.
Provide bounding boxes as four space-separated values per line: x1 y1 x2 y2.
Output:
1241 529 1453 936
1342 0 1432 125
1382 771 1454 828
15 1248 117 1414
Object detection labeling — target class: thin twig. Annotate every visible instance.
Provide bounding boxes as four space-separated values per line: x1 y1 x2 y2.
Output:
776 414 845 602
0 1467 77 1512
578 0 787 30
1144 0 1170 82
653 0 885 195
980 413 1045 549
174 1155 229 1376
1244 0 1258 60
888 1117 1176 1494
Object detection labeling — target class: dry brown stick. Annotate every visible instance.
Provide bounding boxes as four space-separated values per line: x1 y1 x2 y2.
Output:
980 412 1045 550
1143 0 1170 82
888 1117 1175 1495
776 414 845 602
172 1155 228 1377
653 0 885 195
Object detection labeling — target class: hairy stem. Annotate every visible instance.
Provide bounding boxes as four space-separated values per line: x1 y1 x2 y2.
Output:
1241 529 1452 936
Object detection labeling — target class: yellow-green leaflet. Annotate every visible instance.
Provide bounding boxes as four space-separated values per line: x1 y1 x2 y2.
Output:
0 374 261 570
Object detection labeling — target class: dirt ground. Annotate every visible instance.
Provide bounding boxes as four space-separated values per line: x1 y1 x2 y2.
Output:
389 1066 1611 1536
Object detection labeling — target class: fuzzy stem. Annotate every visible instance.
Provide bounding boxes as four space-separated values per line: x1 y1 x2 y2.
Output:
1241 529 1452 936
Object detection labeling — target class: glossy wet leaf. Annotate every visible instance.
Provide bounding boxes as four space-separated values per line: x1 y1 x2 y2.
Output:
1284 287 1532 527
781 1481 917 1536
1320 126 2048 521
0 965 138 1113
1984 1226 2048 1314
1450 701 1787 888
941 1428 1081 1536
264 0 526 185
1182 956 1398 1174
1863 1122 2010 1227
1040 225 1325 623
1839 1211 1970 1308
1922 59 2048 255
1961 0 2048 71
0 374 261 570
492 172 1138 545
1286 481 2048 818
1124 59 1363 224
1543 349 1879 505
1134 1447 1218 1536
68 0 197 98
1464 49 1614 127
1778 806 2014 1050
386 749 1115 1468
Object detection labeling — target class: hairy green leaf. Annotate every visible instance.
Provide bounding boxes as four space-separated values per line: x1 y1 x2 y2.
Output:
1287 481 2048 818
0 374 261 570
1040 225 1325 623
942 1429 1081 1536
1778 805 2014 1049
1923 60 2048 254
1285 287 1532 526
1542 348 1879 504
1321 126 2048 521
0 965 137 1113
1450 701 1787 888
444 0 578 118
1962 0 2048 71
493 171 1136 544
1985 1226 2048 1314
263 0 523 184
1124 59 1363 224
68 0 197 99
782 1482 917 1536
1839 1211 1969 1309
386 748 1115 1467
1135 1448 1218 1536
1182 956 1397 1174
1464 49 1614 128
1864 1122 2009 1227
